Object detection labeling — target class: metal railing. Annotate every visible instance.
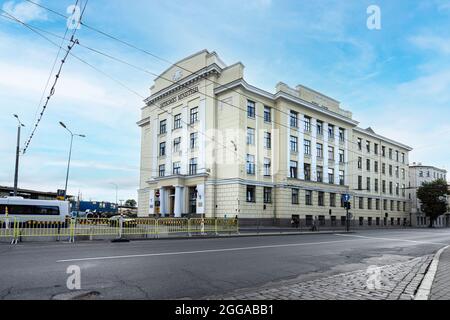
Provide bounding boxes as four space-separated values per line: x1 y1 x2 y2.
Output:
0 217 239 243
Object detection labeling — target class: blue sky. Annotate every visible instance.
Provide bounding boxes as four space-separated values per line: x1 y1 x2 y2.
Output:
1 0 449 203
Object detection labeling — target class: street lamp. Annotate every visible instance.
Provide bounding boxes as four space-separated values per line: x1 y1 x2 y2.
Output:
13 114 25 197
109 182 119 212
59 121 85 200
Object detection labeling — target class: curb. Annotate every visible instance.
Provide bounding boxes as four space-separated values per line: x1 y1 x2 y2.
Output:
414 245 450 300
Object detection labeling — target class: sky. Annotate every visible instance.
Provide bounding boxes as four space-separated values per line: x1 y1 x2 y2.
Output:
0 0 449 203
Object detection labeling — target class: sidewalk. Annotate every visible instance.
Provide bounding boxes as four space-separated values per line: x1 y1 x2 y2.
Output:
430 246 450 299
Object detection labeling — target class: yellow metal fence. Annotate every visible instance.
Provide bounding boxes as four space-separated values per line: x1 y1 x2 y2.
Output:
0 217 239 243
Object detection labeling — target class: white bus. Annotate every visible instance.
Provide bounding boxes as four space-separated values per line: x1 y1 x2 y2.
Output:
0 197 69 223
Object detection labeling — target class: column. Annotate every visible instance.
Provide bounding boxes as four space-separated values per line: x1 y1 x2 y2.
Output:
152 118 158 178
198 98 206 174
159 187 167 217
298 113 305 180
174 186 184 217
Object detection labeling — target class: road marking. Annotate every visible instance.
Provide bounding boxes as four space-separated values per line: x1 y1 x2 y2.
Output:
334 233 449 246
56 238 361 263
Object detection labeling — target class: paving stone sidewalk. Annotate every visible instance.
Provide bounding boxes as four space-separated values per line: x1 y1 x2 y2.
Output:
205 255 433 300
430 247 450 300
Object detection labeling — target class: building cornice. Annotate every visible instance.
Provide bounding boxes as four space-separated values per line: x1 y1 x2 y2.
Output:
353 127 413 151
136 116 150 127
214 79 359 126
144 63 223 106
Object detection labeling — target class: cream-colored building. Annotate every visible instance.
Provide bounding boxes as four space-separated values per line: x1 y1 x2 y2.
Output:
137 50 412 227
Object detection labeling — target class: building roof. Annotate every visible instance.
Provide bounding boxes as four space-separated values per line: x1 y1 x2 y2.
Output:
353 127 413 151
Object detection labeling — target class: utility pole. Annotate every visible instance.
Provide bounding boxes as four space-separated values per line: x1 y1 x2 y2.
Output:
13 114 25 197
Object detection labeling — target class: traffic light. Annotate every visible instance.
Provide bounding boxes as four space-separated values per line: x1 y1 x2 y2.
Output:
344 201 351 210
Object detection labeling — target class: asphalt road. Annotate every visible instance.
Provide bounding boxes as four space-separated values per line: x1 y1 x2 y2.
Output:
1 229 450 299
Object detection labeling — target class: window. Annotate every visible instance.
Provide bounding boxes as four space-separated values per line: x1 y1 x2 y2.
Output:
368 217 373 226
159 119 167 134
173 162 181 175
317 143 323 158
247 100 255 118
375 179 379 192
304 116 311 132
339 149 345 163
383 199 387 210
304 139 311 155
367 177 371 191
173 137 181 153
290 110 298 128
264 132 272 149
382 146 386 157
290 136 298 152
389 148 393 159
366 159 371 171
305 190 313 205
264 106 271 122
317 121 323 136
357 138 362 150
368 198 372 210
374 143 379 155
376 199 380 210
158 164 165 177
247 127 255 145
328 146 334 161
263 187 272 204
246 186 256 202
174 113 182 129
190 132 198 149
246 154 255 175
330 193 336 207
328 168 334 184
263 158 271 176
159 142 166 156
402 153 405 163
382 180 386 193
389 181 393 195
382 163 386 174
359 197 364 209
390 200 394 211
402 184 406 197
290 161 298 178
339 170 345 185
318 192 324 206
358 157 362 169
304 163 311 181
339 128 345 142
190 107 198 124
359 217 364 226
396 183 400 196
396 150 399 162
395 166 399 178
358 176 363 190
366 141 371 153
419 171 423 177
328 124 335 140
317 166 323 183
374 161 379 173
292 188 299 204
389 165 393 176
189 158 198 175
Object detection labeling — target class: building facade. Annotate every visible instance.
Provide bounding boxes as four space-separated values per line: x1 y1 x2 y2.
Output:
409 163 448 227
137 50 413 227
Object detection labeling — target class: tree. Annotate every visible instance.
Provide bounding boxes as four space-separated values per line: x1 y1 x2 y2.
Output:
416 179 449 228
124 199 137 208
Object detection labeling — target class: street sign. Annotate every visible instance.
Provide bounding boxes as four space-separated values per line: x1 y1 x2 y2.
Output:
342 194 351 202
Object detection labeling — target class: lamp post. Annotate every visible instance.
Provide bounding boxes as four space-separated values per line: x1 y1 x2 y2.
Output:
59 121 85 200
13 114 25 197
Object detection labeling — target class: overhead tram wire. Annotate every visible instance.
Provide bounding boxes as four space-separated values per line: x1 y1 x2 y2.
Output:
23 0 411 169
5 11 408 179
3 12 245 165
7 8 410 183
18 0 88 154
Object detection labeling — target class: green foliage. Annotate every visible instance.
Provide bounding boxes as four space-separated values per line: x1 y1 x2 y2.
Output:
124 199 137 207
416 179 449 227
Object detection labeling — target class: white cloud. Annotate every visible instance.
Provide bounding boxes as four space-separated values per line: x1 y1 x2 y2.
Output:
410 35 450 55
1 0 47 23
